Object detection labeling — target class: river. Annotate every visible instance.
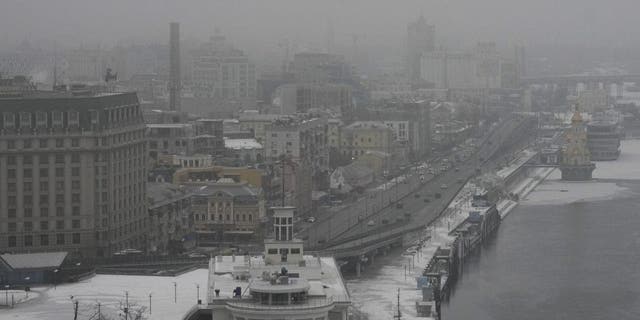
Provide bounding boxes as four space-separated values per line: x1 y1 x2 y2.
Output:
348 139 640 320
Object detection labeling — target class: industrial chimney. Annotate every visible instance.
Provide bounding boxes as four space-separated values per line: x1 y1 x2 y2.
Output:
169 22 181 111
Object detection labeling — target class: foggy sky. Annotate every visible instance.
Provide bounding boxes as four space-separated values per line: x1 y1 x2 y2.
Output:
1 0 638 52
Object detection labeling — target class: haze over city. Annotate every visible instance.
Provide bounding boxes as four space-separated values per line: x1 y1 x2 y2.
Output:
3 0 639 57
2 1 640 320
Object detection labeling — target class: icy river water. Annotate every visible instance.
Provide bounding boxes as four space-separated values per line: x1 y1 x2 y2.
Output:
348 139 640 320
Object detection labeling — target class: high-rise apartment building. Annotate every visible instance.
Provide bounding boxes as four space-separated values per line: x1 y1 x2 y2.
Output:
191 34 256 107
407 15 436 86
0 90 147 258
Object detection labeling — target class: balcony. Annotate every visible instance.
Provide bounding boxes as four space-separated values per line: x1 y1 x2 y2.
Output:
225 296 334 311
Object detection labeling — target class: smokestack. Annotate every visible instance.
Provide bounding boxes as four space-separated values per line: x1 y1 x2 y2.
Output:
169 22 181 111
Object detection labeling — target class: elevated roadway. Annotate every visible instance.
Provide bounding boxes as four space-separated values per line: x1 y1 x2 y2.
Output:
302 113 537 257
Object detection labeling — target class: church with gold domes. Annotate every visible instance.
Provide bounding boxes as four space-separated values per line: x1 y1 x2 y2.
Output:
560 105 596 181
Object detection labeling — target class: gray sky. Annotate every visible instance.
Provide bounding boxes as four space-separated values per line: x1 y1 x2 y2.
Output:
1 0 637 51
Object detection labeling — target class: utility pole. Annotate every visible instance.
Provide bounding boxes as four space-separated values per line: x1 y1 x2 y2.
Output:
196 284 200 303
97 302 101 320
73 300 79 320
149 293 152 314
125 291 129 320
393 288 401 320
173 282 177 303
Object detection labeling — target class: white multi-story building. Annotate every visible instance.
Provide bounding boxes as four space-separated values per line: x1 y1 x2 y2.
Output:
191 34 257 107
420 42 503 90
183 206 350 320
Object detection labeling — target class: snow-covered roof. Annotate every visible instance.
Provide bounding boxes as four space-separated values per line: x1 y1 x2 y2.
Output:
147 123 192 129
224 138 263 150
1 252 67 270
208 255 349 302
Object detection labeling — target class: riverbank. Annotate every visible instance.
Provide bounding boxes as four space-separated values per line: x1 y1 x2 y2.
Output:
441 139 640 320
347 147 550 320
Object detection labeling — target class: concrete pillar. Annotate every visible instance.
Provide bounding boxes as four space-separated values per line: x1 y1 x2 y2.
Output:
356 261 361 277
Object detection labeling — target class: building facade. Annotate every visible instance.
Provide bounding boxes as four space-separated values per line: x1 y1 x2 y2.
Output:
273 83 353 115
407 15 436 86
340 121 394 158
0 92 147 257
147 182 194 255
561 109 595 181
191 34 257 107
264 117 329 214
191 182 264 244
183 207 350 320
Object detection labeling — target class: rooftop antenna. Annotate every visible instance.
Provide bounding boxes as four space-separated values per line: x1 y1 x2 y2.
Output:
53 41 57 88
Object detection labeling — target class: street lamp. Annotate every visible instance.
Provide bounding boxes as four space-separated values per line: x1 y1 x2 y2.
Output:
195 283 200 304
23 277 30 298
53 269 59 289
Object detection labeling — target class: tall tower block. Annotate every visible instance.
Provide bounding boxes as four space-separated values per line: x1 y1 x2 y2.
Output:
169 22 181 111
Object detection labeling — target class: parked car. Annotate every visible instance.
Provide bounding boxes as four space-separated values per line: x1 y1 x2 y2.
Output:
440 184 448 189
367 220 376 226
306 217 316 223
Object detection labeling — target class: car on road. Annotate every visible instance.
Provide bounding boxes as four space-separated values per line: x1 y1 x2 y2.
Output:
187 252 208 259
396 202 404 209
440 184 448 189
367 220 375 227
306 217 316 223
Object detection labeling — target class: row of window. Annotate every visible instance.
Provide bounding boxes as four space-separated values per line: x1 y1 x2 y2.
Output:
266 247 301 255
6 206 81 218
194 213 254 222
7 167 81 178
5 193 81 206
3 111 80 129
6 233 81 247
4 138 81 150
8 219 81 232
7 153 81 164
1 132 144 152
8 180 81 192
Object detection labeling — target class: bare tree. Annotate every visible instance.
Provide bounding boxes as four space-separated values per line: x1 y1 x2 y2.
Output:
83 300 148 320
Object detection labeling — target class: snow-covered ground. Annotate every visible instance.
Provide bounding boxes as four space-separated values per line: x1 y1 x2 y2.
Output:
1 269 208 320
347 183 482 320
